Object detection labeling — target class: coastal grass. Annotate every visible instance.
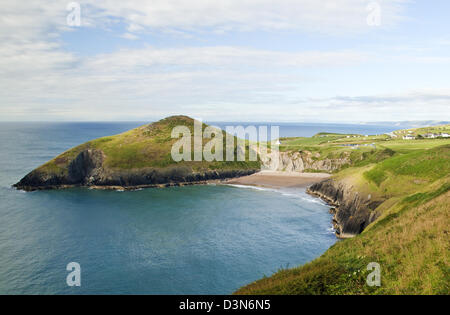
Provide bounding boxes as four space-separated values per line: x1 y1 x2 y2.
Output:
236 142 450 295
363 145 450 187
379 138 450 152
236 185 449 295
37 116 262 175
392 124 450 137
38 121 450 178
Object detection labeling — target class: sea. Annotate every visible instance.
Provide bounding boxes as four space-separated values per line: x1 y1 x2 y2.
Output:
0 121 406 294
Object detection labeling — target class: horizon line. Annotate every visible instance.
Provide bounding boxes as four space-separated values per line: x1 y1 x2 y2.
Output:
0 119 448 125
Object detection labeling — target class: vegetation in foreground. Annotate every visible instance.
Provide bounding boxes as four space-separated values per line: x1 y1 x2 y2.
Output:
236 136 449 294
236 188 449 294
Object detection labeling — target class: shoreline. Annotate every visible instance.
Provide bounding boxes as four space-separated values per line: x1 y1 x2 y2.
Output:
13 170 331 192
306 187 351 238
13 179 228 192
306 181 373 239
225 172 343 240
224 171 331 189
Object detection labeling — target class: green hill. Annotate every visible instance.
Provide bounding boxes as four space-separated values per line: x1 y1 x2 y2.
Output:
41 115 259 172
14 116 260 190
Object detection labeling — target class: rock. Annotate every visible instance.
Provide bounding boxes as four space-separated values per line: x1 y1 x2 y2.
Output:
307 179 382 237
68 149 104 183
14 148 258 191
275 151 350 173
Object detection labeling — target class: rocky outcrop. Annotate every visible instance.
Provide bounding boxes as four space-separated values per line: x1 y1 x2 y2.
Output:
14 149 258 191
277 151 350 173
68 149 104 184
307 179 383 238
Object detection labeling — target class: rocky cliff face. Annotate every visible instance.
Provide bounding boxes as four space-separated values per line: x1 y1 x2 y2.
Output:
14 149 258 191
68 149 104 184
276 151 350 173
307 179 382 238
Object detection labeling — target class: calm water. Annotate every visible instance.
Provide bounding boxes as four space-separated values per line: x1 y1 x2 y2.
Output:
0 121 398 294
210 121 409 138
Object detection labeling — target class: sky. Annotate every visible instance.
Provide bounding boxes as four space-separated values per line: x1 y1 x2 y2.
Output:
0 0 449 122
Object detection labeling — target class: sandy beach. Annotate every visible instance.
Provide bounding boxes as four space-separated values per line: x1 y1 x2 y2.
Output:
225 171 331 189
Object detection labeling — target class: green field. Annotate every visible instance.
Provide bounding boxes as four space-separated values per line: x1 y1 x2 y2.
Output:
279 127 450 174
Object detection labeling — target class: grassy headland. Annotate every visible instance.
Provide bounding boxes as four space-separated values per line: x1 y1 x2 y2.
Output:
14 116 261 190
39 115 260 176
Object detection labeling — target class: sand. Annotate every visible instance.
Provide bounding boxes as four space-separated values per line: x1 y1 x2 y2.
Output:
225 171 331 189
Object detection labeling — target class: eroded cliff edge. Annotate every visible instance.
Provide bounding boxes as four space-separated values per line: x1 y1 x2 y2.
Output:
307 179 383 238
276 151 350 172
14 148 258 191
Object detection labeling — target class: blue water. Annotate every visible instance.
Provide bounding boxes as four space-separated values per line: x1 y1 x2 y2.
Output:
0 121 396 294
210 121 409 138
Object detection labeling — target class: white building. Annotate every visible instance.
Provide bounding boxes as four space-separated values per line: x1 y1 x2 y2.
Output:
424 133 439 139
403 135 415 140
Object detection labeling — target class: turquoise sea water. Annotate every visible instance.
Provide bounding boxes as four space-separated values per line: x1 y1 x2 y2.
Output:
0 122 400 294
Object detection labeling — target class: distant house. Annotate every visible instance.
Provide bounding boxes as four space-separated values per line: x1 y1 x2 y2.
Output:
274 139 282 145
385 132 397 138
440 133 450 138
424 133 439 139
403 135 415 140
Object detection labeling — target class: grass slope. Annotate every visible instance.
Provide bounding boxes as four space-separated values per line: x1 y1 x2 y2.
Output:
36 116 260 178
236 144 450 295
279 126 450 173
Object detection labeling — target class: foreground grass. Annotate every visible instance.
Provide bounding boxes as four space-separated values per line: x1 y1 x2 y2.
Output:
236 184 449 295
236 144 450 295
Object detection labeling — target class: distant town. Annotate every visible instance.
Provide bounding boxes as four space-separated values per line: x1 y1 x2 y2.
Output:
399 132 450 140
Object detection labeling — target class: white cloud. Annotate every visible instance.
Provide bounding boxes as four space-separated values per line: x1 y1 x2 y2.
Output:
86 46 367 70
0 44 368 120
85 0 407 35
1 1 450 122
120 33 139 40
273 89 450 122
1 0 408 39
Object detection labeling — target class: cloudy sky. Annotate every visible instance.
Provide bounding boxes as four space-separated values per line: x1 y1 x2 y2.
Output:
1 0 449 122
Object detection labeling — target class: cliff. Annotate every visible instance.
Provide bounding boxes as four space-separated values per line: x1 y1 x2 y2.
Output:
14 150 257 191
277 151 350 173
307 179 382 238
